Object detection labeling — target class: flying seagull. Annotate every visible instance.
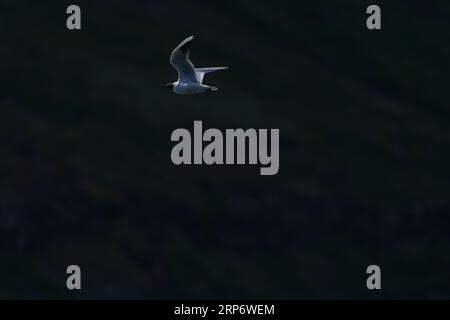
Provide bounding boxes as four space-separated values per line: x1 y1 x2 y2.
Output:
164 36 228 94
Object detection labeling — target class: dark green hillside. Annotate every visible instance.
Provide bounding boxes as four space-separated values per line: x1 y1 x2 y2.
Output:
0 0 449 298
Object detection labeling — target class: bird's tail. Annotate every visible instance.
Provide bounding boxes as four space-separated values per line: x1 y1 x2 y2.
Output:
206 86 218 92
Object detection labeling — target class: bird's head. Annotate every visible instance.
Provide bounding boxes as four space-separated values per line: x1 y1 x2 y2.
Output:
163 82 175 90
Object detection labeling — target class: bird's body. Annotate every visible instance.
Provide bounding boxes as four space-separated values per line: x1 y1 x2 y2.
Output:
165 36 228 94
172 81 217 94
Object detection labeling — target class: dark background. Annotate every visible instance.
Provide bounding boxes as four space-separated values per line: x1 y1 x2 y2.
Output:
0 0 449 298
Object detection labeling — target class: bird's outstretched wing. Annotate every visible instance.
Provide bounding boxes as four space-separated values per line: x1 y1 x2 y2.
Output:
195 67 229 84
170 36 198 83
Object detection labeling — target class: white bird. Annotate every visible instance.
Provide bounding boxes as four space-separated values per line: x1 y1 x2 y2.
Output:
164 36 228 94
